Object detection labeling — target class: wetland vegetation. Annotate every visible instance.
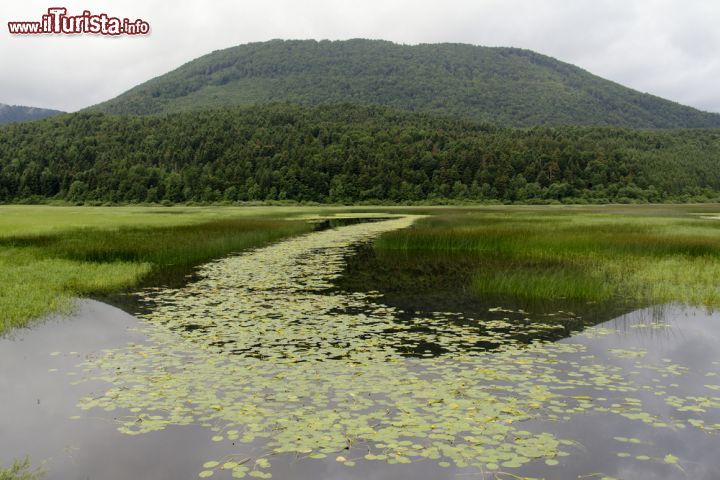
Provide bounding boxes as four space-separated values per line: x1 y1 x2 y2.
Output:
3 204 720 480
5 203 720 334
0 206 312 333
0 458 43 480
342 205 720 308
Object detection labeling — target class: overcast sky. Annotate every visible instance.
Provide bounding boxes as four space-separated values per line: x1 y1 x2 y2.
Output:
1 0 718 113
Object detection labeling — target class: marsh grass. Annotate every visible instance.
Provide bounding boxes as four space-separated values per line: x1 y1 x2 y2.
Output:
472 264 615 302
374 210 720 306
0 458 44 480
3 219 309 266
0 216 311 334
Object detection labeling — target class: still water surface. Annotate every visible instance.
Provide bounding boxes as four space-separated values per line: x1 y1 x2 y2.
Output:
1 218 719 480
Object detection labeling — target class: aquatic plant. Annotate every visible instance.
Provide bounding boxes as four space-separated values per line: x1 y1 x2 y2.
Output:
59 218 720 479
0 458 44 480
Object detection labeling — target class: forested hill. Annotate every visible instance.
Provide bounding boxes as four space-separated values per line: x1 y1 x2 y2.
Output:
2 104 720 204
90 39 720 128
0 103 64 124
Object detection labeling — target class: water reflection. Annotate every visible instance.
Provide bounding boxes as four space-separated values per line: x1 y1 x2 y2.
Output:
2 302 719 479
2 216 720 480
336 242 642 346
515 304 720 480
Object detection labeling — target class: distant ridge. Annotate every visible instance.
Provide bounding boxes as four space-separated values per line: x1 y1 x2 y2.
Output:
0 103 64 124
91 39 720 128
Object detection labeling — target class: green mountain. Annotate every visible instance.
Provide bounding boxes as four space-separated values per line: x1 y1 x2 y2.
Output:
91 39 720 128
3 104 720 204
0 103 64 124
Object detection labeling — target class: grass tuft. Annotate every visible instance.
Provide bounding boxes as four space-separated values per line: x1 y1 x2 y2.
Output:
0 458 44 480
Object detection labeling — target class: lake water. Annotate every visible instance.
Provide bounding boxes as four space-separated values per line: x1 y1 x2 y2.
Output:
1 218 719 479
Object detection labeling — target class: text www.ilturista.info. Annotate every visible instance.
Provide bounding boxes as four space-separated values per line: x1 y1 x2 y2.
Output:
8 8 150 35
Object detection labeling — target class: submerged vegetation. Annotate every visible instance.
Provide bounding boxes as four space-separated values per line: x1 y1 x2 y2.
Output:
58 217 720 479
0 206 312 334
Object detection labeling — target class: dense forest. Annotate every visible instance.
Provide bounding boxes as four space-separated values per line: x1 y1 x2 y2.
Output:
90 39 720 129
0 103 64 125
2 104 720 204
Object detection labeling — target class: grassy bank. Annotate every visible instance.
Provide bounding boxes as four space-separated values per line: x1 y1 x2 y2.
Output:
0 206 313 334
372 206 720 307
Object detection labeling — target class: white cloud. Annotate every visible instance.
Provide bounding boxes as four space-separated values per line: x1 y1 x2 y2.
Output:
1 0 717 113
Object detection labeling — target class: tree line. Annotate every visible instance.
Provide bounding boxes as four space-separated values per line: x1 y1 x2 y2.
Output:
1 104 720 204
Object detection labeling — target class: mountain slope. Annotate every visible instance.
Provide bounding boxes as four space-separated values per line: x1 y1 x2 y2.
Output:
2 104 720 204
91 39 720 128
0 103 64 124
